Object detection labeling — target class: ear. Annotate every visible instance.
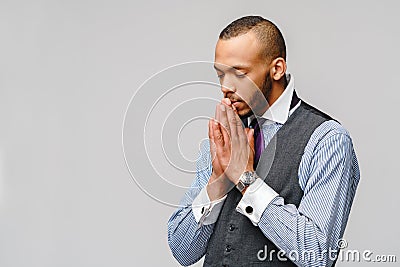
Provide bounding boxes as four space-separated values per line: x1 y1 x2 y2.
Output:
270 57 287 81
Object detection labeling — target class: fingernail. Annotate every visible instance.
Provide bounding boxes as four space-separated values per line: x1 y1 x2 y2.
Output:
220 104 225 111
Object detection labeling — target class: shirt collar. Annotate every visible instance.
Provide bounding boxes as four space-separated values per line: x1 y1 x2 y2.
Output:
260 73 295 124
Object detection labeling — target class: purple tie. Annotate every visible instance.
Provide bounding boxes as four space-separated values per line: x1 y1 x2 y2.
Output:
250 117 266 169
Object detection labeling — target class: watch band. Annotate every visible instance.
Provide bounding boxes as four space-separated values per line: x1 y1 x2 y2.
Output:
236 171 258 193
236 180 247 193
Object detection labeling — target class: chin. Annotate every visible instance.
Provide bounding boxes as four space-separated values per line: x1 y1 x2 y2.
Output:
237 108 252 119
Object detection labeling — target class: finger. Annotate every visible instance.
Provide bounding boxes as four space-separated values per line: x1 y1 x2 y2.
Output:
246 128 255 152
233 108 247 145
212 118 227 168
209 119 222 167
214 105 224 144
214 103 224 131
212 116 225 148
221 98 231 107
231 103 237 113
234 109 246 141
222 98 237 113
226 105 241 141
245 128 255 170
217 104 230 144
208 119 215 151
214 102 219 125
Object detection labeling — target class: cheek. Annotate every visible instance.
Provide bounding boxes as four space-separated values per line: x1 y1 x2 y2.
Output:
239 79 264 105
235 78 260 101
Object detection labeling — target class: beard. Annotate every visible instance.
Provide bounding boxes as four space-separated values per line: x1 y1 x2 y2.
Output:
260 69 272 102
239 70 272 119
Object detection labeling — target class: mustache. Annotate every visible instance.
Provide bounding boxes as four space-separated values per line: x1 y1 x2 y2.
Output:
225 94 243 102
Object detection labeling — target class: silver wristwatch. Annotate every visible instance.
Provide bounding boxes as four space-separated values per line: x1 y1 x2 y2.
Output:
236 171 259 193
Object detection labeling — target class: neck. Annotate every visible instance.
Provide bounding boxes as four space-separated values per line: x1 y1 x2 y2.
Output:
252 75 288 117
267 77 287 106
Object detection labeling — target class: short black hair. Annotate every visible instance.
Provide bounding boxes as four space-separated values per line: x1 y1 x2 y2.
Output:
219 15 286 61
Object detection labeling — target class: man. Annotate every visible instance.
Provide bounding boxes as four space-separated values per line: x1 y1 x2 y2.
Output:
168 16 360 267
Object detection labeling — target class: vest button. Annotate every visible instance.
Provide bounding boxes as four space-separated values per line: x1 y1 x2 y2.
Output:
228 224 235 231
225 245 231 252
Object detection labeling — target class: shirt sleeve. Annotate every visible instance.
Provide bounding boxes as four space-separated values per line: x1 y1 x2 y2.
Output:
237 127 360 267
192 187 227 225
236 178 278 225
167 140 217 266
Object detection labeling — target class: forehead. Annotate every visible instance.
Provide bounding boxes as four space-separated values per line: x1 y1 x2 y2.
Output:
214 31 264 70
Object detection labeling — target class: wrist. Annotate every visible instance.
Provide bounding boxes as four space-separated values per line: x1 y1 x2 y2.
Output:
236 171 259 193
245 166 254 172
209 171 222 184
207 172 231 201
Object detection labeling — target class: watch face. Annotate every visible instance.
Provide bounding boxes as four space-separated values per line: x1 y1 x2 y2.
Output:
242 171 256 185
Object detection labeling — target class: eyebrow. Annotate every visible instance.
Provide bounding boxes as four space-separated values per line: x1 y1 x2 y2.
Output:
213 64 250 72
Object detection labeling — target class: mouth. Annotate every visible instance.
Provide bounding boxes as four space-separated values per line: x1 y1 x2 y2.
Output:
224 96 246 111
231 100 242 109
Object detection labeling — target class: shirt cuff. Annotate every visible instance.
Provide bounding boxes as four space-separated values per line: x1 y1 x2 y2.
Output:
235 178 279 226
192 186 227 226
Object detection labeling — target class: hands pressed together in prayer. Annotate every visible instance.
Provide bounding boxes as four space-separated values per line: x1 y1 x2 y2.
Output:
206 99 255 201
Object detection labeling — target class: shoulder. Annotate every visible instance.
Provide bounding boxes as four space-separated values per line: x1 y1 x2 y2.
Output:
311 120 352 145
300 120 355 181
298 101 353 148
314 120 352 145
299 119 354 178
302 119 353 159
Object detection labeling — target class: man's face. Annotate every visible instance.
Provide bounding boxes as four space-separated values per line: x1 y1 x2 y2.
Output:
214 31 271 118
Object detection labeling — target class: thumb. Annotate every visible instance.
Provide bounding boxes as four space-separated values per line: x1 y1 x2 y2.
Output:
245 128 255 150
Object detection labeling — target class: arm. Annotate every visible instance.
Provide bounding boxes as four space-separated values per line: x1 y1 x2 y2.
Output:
167 102 256 265
167 140 216 266
236 124 360 266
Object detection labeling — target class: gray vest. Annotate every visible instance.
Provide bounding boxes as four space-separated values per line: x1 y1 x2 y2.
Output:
203 101 335 267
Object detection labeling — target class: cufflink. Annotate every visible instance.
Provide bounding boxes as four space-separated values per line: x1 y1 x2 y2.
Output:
198 207 210 228
245 206 253 214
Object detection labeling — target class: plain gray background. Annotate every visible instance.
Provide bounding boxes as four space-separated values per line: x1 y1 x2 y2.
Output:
1 0 399 266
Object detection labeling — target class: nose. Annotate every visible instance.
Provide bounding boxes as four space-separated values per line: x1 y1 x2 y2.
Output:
220 79 236 95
